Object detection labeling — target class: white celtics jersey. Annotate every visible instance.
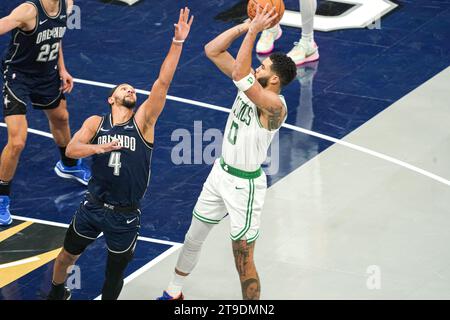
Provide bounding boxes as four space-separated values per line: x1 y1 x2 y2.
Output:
222 90 287 172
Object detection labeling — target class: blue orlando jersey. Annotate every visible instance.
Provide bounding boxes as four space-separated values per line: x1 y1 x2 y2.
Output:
2 0 67 74
88 114 154 208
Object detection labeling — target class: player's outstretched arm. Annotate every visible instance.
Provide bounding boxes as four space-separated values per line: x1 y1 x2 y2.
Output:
0 3 36 36
204 20 251 79
135 7 194 131
232 5 285 130
66 116 121 159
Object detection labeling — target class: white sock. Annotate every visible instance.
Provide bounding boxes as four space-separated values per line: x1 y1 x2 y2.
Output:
167 272 186 297
263 24 281 38
299 35 313 47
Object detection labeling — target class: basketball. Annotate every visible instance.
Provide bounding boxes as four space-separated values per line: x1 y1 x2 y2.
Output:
247 0 285 28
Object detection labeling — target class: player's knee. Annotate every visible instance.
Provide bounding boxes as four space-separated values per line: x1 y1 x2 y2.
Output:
8 138 26 155
52 110 69 127
184 232 204 251
57 249 78 266
175 235 204 275
109 250 133 265
105 249 133 279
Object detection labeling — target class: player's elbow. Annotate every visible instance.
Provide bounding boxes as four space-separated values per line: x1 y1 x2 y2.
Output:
65 147 74 159
0 20 13 36
231 64 248 82
156 78 171 90
204 43 211 56
204 43 217 59
65 142 78 159
231 70 243 82
204 42 226 60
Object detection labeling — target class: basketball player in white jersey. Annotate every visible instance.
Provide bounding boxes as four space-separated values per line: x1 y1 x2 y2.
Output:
256 0 319 66
158 5 296 300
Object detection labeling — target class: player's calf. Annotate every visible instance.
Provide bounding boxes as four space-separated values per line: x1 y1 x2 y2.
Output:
101 248 134 300
47 249 79 300
232 240 261 300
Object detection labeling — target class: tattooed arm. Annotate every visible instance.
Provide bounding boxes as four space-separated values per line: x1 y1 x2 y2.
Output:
255 95 286 131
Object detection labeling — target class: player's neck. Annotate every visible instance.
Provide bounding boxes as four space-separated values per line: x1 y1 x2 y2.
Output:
42 0 60 14
264 84 281 95
111 106 134 125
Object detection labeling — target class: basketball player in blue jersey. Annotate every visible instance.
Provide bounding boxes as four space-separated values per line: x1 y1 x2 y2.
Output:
46 8 194 300
0 0 91 226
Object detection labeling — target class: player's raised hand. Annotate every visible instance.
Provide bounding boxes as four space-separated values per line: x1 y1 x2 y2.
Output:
249 4 278 34
95 140 122 154
174 7 194 42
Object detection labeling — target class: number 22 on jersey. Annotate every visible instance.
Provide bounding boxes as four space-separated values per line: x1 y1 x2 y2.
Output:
36 43 60 62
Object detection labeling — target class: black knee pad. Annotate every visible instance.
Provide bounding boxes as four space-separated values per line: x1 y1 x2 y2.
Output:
63 223 95 256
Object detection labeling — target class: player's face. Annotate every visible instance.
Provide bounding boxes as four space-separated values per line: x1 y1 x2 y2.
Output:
114 84 137 109
255 58 274 88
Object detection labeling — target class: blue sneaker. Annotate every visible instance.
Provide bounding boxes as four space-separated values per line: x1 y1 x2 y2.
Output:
54 159 91 186
156 291 184 300
0 196 12 226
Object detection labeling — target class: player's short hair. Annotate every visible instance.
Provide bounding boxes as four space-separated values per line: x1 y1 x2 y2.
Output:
109 85 121 98
269 53 297 87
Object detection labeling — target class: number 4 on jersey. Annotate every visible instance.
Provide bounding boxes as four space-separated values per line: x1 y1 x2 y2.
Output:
108 152 122 176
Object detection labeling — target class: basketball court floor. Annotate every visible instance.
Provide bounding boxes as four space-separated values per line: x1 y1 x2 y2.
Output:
1 0 449 300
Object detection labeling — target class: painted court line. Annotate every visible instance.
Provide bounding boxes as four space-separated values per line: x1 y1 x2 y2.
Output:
12 215 69 228
282 123 450 187
0 257 40 270
74 78 230 113
3 78 448 186
0 122 53 139
73 78 450 186
11 215 181 246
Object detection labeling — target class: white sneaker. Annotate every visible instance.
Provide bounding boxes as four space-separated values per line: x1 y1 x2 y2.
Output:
256 24 283 54
287 40 320 66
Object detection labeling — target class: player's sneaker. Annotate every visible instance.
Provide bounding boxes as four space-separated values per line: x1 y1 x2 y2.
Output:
54 159 91 186
256 24 283 54
287 40 320 66
157 291 184 300
0 196 12 226
47 287 71 300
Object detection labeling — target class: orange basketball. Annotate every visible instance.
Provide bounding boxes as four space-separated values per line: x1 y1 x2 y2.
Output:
247 0 285 28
